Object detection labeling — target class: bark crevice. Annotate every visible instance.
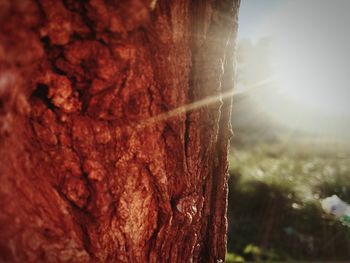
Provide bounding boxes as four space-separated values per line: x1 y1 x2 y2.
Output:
0 0 240 262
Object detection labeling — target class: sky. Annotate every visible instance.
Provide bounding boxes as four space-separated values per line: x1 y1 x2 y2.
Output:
236 0 350 135
238 0 287 41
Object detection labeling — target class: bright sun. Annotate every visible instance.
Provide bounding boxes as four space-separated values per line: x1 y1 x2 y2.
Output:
249 0 350 134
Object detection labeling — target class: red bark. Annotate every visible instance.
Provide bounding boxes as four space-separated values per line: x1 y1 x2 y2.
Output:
0 0 239 262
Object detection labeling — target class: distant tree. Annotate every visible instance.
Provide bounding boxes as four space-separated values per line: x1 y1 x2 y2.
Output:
0 0 240 262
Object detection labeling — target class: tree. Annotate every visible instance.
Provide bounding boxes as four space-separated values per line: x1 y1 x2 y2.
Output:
0 0 240 262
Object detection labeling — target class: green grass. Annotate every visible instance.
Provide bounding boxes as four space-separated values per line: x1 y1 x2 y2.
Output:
227 142 350 261
229 143 350 202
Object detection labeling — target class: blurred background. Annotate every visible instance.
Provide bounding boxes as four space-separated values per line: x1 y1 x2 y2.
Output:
227 0 350 261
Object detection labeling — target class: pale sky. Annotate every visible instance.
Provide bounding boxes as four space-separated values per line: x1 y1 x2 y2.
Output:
238 0 287 41
236 0 350 135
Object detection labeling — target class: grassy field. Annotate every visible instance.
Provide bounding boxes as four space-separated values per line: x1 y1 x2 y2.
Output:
226 141 350 262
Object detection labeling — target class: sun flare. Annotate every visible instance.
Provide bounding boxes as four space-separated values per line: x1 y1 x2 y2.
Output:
238 0 350 136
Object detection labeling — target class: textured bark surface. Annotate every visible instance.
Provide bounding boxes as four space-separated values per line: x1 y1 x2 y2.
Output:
0 0 239 262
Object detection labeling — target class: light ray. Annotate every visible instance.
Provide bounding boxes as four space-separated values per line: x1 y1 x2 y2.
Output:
137 77 276 128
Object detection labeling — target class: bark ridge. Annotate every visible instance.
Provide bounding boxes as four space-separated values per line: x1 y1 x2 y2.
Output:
0 0 240 262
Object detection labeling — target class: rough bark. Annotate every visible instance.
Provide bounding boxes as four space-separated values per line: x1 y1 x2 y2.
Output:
0 0 239 262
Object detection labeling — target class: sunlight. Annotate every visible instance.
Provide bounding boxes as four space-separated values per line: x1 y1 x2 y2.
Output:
141 0 350 137
139 76 278 129
269 0 350 115
244 0 350 135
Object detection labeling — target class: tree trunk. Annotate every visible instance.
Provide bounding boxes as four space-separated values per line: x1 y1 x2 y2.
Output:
0 0 239 262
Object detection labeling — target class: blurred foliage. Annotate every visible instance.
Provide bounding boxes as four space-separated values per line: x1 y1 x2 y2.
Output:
227 143 350 261
226 252 245 262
